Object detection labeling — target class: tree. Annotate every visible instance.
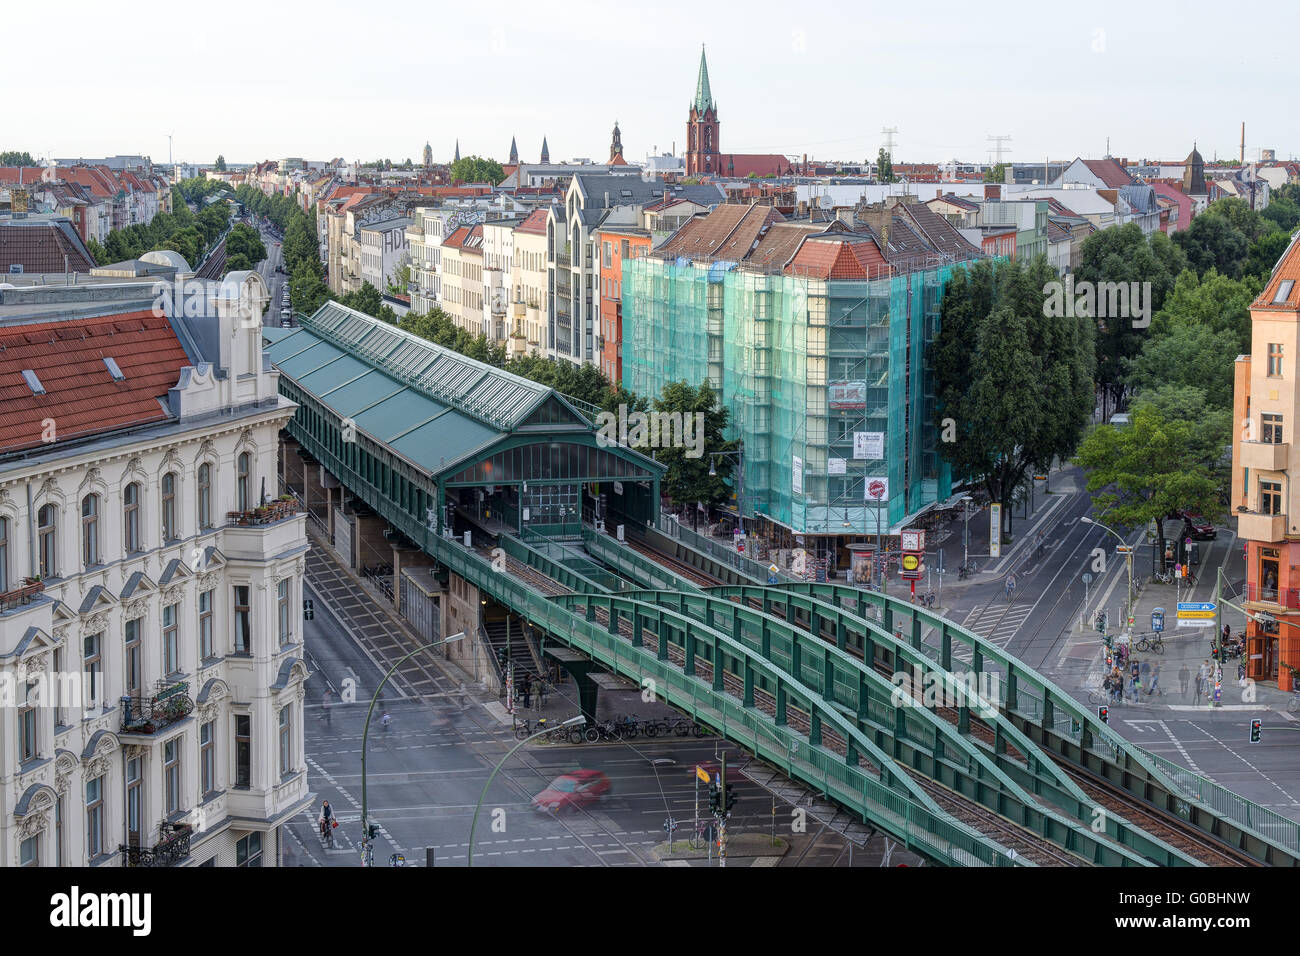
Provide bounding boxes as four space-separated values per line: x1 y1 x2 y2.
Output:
0 150 35 166
1262 197 1300 234
214 155 227 172
226 222 267 265
1200 196 1269 242
339 281 383 317
876 149 895 184
291 261 332 316
85 238 107 267
1126 320 1241 410
652 381 736 528
1074 403 1223 569
1129 385 1231 476
1245 229 1293 279
1173 212 1249 278
1148 268 1261 353
931 257 1095 540
224 253 254 274
449 156 505 186
983 163 1009 184
1075 223 1187 417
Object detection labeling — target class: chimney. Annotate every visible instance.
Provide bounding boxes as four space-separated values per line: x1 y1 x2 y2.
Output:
984 184 1002 201
859 201 891 246
604 191 609 208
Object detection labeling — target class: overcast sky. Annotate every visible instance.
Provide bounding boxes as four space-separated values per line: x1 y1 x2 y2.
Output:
6 0 1294 168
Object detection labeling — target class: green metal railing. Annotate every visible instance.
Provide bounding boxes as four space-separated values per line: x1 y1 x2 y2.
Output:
582 526 704 594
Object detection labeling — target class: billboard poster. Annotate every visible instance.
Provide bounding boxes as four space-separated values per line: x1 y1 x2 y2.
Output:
829 381 868 410
828 458 847 475
990 503 1002 558
854 432 885 460
792 455 803 495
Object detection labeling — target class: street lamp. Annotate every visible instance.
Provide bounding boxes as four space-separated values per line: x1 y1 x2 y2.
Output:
1080 516 1133 641
468 713 587 867
360 631 464 864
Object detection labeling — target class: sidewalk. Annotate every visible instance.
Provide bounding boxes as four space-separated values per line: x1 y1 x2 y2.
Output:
1077 530 1295 713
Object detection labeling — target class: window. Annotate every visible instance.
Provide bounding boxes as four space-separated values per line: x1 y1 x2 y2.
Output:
124 483 141 552
1263 413 1284 445
161 472 177 541
621 239 630 259
236 832 262 867
1268 343 1284 377
198 463 212 529
237 453 251 512
201 720 215 795
83 633 101 710
55 795 64 866
85 776 104 858
279 705 292 775
234 586 251 653
81 494 99 567
0 516 8 592
19 680 38 762
603 241 612 268
163 604 179 675
277 578 290 645
20 835 38 867
125 618 141 696
1261 479 1283 515
199 590 214 660
126 757 142 846
38 504 56 578
1275 279 1295 304
164 739 180 815
51 647 65 726
234 715 251 788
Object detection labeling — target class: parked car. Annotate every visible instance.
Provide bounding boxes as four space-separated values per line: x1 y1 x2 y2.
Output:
1168 510 1216 540
531 770 610 813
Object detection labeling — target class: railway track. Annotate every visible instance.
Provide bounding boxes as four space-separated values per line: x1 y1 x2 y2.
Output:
1057 764 1257 867
622 535 722 588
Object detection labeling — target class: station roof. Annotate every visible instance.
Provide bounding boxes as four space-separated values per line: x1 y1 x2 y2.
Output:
265 301 661 482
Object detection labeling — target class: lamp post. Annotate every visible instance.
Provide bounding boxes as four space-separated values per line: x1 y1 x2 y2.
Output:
1081 516 1132 641
360 632 464 864
468 714 587 866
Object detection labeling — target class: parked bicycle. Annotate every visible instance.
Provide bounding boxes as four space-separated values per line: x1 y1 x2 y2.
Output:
514 717 550 740
958 562 978 580
1134 634 1164 654
1153 569 1175 585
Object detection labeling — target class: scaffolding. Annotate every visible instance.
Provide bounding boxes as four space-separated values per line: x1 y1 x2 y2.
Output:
623 255 964 538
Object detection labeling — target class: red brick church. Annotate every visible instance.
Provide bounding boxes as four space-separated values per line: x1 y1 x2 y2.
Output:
685 47 792 178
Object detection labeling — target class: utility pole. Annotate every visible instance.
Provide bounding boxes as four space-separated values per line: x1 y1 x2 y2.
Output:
987 134 1012 166
880 127 899 164
719 752 728 868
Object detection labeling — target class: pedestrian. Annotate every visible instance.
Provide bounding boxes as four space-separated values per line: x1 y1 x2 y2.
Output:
1129 659 1141 700
536 676 547 710
520 673 532 710
322 689 332 726
381 709 391 732
1179 662 1190 699
1139 658 1151 690
1149 662 1162 697
457 680 468 711
1111 666 1124 703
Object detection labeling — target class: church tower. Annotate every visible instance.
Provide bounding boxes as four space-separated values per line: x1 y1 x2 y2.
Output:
1183 143 1207 196
540 136 550 164
609 121 626 165
509 136 519 165
685 46 721 176
422 141 433 168
454 139 461 163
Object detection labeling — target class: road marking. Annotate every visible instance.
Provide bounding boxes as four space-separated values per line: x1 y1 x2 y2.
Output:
751 856 781 867
1155 720 1202 774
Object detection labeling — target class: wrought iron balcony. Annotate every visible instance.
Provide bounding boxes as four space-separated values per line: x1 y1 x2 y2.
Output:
0 576 44 612
226 496 302 526
120 680 194 735
120 823 192 867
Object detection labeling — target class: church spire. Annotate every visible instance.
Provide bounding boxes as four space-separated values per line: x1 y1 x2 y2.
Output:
693 45 714 114
454 139 460 163
540 136 550 164
509 136 518 165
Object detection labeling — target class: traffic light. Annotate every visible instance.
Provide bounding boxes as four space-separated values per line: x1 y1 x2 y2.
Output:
708 783 721 815
366 823 378 841
1098 705 1109 724
724 785 737 816
1211 646 1220 661
1095 611 1107 633
1250 718 1262 744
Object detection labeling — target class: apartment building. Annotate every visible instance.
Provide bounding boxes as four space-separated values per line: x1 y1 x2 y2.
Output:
439 225 484 335
0 267 310 866
1232 234 1300 688
358 217 412 293
508 209 549 358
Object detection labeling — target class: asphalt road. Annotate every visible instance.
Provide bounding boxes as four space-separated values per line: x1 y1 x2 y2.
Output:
254 223 289 326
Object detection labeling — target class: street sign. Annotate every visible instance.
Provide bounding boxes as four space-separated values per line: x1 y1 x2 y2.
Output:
989 503 1002 558
696 766 710 783
1177 610 1215 619
1177 602 1216 612
1114 545 1133 554
1177 619 1213 628
1082 572 1093 585
901 530 925 552
768 564 780 585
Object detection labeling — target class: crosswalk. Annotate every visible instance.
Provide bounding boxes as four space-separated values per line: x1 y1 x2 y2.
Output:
959 602 1034 648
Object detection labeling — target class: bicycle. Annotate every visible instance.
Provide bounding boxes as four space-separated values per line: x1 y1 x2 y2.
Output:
1135 634 1164 654
319 816 334 848
1153 569 1175 586
1288 690 1300 714
514 717 550 740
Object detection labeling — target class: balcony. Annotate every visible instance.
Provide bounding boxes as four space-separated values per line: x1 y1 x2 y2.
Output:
1242 583 1300 609
1240 440 1288 472
120 823 192 867
1236 509 1287 542
120 680 194 736
226 496 301 527
0 576 44 613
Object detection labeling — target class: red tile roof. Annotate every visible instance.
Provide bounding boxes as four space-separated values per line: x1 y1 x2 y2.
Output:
513 208 549 236
442 225 471 250
0 311 190 453
0 221 96 273
1254 234 1300 312
1081 158 1133 189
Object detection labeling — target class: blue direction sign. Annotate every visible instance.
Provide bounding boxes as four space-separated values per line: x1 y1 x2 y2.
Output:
1177 602 1216 612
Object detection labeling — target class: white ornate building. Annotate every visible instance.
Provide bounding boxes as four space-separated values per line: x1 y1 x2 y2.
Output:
0 264 311 867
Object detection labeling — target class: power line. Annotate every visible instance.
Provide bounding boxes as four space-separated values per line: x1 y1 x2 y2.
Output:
880 127 899 160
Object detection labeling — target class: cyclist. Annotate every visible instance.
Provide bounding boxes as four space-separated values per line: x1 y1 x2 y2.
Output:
318 800 334 842
1005 574 1016 600
380 710 391 732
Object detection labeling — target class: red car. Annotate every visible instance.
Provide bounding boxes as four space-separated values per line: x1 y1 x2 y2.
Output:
532 770 610 813
1168 510 1216 540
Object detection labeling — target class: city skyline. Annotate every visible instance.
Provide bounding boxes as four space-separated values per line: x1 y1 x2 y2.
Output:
5 0 1296 169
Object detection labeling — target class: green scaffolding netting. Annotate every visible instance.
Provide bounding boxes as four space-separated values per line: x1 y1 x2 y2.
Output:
623 255 964 535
